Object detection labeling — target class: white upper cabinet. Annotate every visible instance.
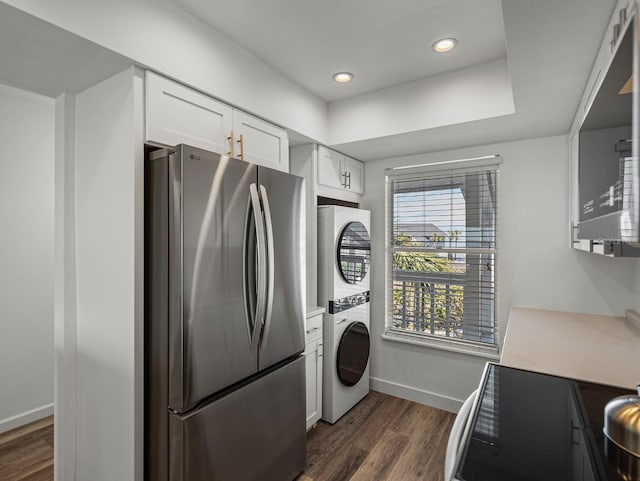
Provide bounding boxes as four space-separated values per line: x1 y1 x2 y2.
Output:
568 0 634 255
232 110 289 172
343 156 364 194
145 71 289 172
146 72 233 155
316 145 364 195
316 146 343 189
577 0 632 126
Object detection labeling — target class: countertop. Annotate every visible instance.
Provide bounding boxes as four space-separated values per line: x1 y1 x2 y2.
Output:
305 305 325 319
500 307 640 389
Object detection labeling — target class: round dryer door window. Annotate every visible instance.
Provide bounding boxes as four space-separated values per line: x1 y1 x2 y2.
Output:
336 321 370 386
337 221 370 284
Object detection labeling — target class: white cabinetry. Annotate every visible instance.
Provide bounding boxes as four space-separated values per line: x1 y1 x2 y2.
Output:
569 0 633 254
317 146 343 189
343 156 364 194
232 109 289 173
317 145 364 195
145 71 289 172
304 311 323 430
290 145 365 308
146 71 233 155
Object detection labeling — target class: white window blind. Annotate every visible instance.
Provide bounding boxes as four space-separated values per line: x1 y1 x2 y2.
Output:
386 157 499 349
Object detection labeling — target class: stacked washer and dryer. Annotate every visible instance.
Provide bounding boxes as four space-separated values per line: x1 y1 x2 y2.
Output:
317 206 371 424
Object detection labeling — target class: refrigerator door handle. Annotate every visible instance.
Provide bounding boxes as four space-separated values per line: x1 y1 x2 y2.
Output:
248 183 267 352
242 194 257 347
259 185 275 348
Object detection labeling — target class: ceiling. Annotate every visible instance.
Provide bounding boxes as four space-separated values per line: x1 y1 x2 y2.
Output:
171 0 618 160
0 2 133 97
173 0 508 102
0 0 620 161
331 0 619 160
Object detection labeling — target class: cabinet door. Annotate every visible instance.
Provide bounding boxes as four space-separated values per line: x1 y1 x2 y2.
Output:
343 156 364 194
317 145 345 189
315 341 323 427
146 71 233 154
304 339 323 430
233 109 289 172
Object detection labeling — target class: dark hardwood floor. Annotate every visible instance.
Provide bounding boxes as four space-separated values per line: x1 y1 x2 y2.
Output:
300 391 455 481
0 416 53 481
0 393 453 481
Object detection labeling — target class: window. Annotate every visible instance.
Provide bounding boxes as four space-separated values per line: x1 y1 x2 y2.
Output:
385 156 500 353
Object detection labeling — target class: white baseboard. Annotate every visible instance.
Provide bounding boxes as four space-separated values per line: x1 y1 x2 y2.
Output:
370 377 463 413
0 403 54 434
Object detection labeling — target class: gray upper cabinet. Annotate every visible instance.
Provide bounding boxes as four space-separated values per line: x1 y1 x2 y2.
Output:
145 71 289 172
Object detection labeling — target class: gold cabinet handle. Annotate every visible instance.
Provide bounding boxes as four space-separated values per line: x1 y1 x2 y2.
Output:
227 131 234 157
237 134 244 160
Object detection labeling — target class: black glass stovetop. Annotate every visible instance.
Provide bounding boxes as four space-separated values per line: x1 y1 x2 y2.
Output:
456 364 639 481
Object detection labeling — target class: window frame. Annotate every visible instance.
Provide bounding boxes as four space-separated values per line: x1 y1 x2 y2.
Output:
383 155 502 358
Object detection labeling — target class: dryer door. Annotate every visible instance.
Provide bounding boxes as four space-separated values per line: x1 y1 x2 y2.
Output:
337 221 370 284
336 321 370 386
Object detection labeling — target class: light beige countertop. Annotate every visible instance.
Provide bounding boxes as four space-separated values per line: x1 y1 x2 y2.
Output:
501 307 640 389
305 306 326 319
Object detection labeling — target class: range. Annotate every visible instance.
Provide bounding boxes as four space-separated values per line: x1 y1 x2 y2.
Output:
451 364 638 481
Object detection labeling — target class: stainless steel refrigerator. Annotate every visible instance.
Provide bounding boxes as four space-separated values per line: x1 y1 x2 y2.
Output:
145 144 306 481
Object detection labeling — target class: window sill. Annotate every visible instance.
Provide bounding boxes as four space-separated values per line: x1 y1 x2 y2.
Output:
382 329 501 360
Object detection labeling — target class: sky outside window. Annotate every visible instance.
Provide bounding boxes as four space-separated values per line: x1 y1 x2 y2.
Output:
394 188 466 246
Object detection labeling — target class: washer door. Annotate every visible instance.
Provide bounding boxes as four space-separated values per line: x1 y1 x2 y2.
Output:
336 322 370 386
337 221 370 284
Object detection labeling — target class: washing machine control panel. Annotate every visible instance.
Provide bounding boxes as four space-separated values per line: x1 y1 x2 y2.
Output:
328 290 370 314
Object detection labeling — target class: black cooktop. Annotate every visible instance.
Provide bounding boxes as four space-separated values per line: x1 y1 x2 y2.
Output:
455 364 639 481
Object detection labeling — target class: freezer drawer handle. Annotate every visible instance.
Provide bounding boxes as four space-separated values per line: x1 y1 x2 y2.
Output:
259 184 275 348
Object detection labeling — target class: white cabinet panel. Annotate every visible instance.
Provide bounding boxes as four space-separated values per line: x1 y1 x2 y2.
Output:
317 145 364 195
233 110 289 172
304 338 323 431
343 156 364 194
304 312 323 430
146 71 289 172
317 145 344 189
568 0 634 255
146 71 232 154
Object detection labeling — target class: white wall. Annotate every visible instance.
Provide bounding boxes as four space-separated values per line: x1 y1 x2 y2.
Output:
0 83 54 432
362 135 638 411
54 91 78 481
1 0 328 143
72 67 144 481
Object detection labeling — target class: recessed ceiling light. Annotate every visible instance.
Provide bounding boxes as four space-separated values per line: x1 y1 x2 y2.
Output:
432 38 458 53
333 72 354 83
